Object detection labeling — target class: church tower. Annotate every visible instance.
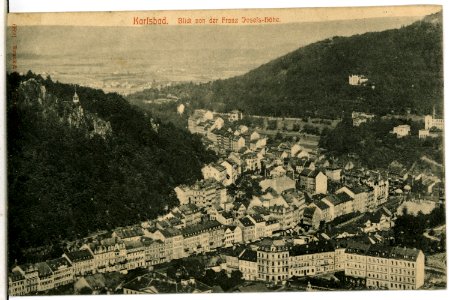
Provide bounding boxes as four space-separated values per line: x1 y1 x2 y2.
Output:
73 86 80 104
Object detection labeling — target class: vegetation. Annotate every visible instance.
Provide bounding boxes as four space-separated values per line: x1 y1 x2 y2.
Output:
393 205 446 254
7 71 217 265
319 115 443 169
128 15 442 119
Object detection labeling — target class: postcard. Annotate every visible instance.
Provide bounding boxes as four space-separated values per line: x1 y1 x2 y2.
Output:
5 5 446 296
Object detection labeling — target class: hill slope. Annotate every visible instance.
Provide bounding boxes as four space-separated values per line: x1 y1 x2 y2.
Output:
133 13 442 119
7 72 216 264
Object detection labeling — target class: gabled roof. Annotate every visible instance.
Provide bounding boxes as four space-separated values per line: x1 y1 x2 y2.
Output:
289 240 334 256
366 244 390 258
181 220 223 237
114 227 144 239
221 211 234 219
239 249 257 262
336 192 353 204
35 262 53 278
250 214 265 223
300 168 321 178
314 200 330 211
239 217 255 227
390 246 421 261
303 206 317 218
46 257 71 272
9 270 25 282
159 227 182 238
124 240 145 250
65 249 94 263
345 241 371 255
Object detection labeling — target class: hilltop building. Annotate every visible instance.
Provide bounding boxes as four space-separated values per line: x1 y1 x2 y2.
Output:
391 125 410 138
349 75 368 86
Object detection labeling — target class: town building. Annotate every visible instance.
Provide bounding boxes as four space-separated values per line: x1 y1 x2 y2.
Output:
299 169 328 195
391 125 411 138
174 179 227 208
345 242 425 290
224 226 243 247
257 239 290 284
238 249 258 281
63 249 95 276
202 163 227 183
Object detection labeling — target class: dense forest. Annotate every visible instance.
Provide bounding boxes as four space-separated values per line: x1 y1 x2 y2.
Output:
319 115 443 169
128 12 442 119
7 72 217 264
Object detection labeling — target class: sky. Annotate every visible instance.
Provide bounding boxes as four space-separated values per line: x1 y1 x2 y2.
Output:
6 7 441 94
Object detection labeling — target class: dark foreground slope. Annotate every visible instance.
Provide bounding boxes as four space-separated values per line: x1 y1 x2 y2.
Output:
7 72 216 264
131 12 442 118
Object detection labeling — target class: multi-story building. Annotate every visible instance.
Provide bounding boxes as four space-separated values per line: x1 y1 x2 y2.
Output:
35 262 54 292
202 163 227 183
222 246 246 273
141 237 166 266
239 249 258 281
46 257 74 288
181 220 224 255
124 240 146 270
174 179 227 208
345 242 425 290
299 169 327 195
63 249 94 276
241 152 260 172
177 204 202 227
221 159 240 186
81 238 127 273
249 214 267 241
345 241 371 281
365 244 391 289
424 112 444 130
257 239 290 284
8 270 27 296
224 226 243 247
11 264 39 294
150 228 184 261
289 241 335 278
237 217 256 243
388 247 425 290
365 177 389 208
337 185 373 213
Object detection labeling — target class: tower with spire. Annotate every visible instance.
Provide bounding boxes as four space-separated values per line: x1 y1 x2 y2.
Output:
73 85 80 104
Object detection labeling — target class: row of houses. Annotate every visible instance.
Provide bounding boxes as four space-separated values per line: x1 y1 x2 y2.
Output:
8 219 229 296
188 109 267 156
222 238 425 290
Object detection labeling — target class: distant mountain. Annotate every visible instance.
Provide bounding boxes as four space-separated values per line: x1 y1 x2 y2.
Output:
142 12 442 119
7 72 216 264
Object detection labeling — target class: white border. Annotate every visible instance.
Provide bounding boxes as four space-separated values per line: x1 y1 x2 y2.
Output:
4 0 447 13
2 1 448 300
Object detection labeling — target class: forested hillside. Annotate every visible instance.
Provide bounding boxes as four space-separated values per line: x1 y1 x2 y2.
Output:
129 12 442 119
7 72 217 264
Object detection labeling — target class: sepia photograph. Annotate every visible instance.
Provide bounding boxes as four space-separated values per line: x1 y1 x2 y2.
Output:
4 3 446 296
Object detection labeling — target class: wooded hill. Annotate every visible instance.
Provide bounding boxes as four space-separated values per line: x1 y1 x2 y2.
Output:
7 72 216 264
129 12 442 119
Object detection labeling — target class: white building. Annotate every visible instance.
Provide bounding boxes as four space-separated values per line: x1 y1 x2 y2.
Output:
349 75 369 86
424 114 444 130
391 125 410 138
